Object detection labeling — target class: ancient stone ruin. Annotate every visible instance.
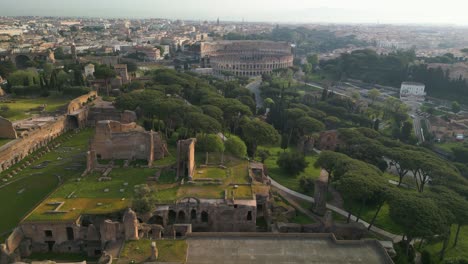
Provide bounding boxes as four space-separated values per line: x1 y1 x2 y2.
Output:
89 120 169 167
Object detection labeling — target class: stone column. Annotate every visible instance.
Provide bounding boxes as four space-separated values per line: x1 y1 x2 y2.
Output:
123 208 139 240
313 170 328 216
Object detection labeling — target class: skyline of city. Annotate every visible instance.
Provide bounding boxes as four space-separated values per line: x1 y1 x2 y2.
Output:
2 0 468 26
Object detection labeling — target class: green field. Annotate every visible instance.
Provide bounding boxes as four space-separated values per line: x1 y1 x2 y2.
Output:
26 154 258 222
258 146 321 195
0 97 70 121
0 128 93 235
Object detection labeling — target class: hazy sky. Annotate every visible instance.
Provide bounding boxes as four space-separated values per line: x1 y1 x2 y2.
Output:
1 0 468 25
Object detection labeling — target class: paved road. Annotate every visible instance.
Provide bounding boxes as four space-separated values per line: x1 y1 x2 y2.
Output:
245 77 263 109
268 176 403 243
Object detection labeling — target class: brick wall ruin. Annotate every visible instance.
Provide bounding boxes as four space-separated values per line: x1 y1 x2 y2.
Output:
176 138 196 179
90 120 168 166
0 92 98 173
0 116 68 172
147 198 257 233
87 99 137 126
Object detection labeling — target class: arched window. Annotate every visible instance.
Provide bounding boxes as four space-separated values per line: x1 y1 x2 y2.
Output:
191 209 197 220
201 211 209 223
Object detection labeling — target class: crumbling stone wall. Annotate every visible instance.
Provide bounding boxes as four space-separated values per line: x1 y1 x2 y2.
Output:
313 170 328 216
87 101 137 126
150 198 257 232
0 116 68 173
67 91 97 129
90 120 168 165
0 117 17 139
67 91 97 114
176 139 196 179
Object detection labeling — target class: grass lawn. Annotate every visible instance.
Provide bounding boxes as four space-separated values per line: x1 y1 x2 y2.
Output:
0 138 12 147
0 129 93 234
118 239 187 264
26 166 157 222
158 170 177 184
258 146 320 196
291 211 317 224
51 168 155 199
422 225 468 263
0 97 70 121
193 167 226 180
343 199 403 235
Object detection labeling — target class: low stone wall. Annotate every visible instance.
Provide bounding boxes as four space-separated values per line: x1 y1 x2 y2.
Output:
0 115 68 172
67 91 97 114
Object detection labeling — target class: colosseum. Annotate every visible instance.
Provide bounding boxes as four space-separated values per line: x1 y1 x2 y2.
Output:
200 40 294 77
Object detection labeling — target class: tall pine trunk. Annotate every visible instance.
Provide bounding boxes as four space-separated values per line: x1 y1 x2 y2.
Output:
454 224 462 247
368 202 384 230
440 228 451 261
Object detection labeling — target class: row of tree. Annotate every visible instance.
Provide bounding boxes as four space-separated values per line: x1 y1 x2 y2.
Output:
315 150 468 259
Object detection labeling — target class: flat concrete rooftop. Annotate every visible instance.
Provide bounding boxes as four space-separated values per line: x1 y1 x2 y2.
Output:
186 233 392 264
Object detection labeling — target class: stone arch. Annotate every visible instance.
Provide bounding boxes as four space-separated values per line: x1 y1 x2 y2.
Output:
148 215 164 226
201 211 209 223
168 210 177 224
190 209 197 220
177 211 186 222
14 54 33 69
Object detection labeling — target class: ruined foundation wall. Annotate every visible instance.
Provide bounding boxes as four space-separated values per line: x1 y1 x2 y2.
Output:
67 91 97 114
0 116 69 172
92 120 167 162
151 200 257 232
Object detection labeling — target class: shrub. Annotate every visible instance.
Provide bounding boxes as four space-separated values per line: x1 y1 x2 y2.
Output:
277 152 308 176
225 135 247 158
299 176 314 193
421 250 432 264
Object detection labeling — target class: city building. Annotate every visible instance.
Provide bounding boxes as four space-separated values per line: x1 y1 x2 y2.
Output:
400 82 426 99
114 64 130 84
84 64 95 78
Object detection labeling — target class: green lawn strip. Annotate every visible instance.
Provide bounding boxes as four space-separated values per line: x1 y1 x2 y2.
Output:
51 167 155 199
0 173 59 234
228 162 250 184
343 198 404 234
119 239 187 263
193 167 226 180
0 129 93 233
422 225 468 262
152 155 176 167
0 97 70 121
158 170 177 184
0 138 12 147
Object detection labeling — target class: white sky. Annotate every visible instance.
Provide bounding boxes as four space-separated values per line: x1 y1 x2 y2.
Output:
1 0 468 25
